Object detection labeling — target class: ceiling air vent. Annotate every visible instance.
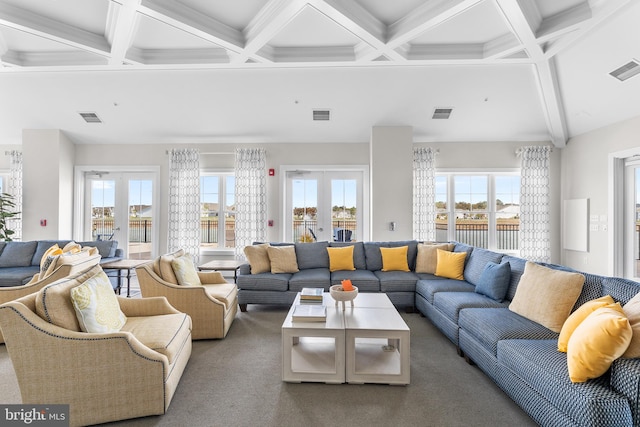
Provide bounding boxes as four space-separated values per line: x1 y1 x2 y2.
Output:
432 108 453 119
313 109 331 121
610 60 640 82
79 112 103 123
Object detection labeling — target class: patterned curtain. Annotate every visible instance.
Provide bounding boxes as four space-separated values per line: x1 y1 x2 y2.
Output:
234 148 267 259
519 146 552 262
7 150 22 241
168 148 200 260
413 147 437 242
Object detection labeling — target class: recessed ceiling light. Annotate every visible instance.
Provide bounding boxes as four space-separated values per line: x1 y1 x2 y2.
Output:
432 108 453 119
610 60 640 82
78 112 103 123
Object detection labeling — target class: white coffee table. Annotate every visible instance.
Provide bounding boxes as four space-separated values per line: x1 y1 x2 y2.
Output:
282 292 410 385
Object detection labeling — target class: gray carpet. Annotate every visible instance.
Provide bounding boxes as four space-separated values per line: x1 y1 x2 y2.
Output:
0 306 538 427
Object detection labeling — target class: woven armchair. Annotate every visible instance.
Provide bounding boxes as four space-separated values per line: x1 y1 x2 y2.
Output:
136 250 238 339
0 264 192 427
0 252 101 343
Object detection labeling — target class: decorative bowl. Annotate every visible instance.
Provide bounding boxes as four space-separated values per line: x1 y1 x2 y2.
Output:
330 284 359 309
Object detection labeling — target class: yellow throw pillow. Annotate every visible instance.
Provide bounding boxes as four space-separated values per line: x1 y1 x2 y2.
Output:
558 295 615 352
171 254 202 286
567 303 632 383
267 246 299 274
435 249 466 280
415 243 454 274
62 241 82 254
70 270 127 333
380 246 410 272
622 291 640 358
508 262 585 333
327 246 355 272
244 243 271 274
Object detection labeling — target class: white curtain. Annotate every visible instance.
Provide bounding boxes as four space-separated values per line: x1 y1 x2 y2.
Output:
7 150 22 241
234 148 267 258
168 148 200 259
413 147 437 242
519 146 552 262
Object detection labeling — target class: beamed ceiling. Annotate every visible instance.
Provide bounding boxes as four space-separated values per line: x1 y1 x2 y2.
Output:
0 0 638 147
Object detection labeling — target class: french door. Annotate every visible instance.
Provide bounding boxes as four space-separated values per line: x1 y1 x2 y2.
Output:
624 159 640 279
285 169 366 243
83 171 157 259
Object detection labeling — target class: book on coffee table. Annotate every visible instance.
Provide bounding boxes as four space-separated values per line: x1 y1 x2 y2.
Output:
300 287 323 302
292 304 327 322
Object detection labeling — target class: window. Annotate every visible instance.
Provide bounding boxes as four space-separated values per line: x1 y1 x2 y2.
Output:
200 173 235 251
436 172 520 252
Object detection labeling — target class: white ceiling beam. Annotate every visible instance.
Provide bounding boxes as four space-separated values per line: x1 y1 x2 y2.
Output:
308 0 406 62
236 0 309 64
269 46 355 62
139 0 244 53
543 0 635 58
408 43 484 61
387 0 485 49
127 47 229 65
106 0 141 66
0 2 110 57
536 2 591 41
534 59 568 147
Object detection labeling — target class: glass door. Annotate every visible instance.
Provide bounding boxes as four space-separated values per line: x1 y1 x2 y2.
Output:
286 170 363 243
625 160 640 279
85 172 156 259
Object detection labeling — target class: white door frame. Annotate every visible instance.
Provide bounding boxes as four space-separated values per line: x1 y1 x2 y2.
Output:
73 165 160 258
280 165 370 242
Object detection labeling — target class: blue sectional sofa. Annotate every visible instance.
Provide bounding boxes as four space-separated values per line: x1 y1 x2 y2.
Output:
0 239 122 288
238 240 640 426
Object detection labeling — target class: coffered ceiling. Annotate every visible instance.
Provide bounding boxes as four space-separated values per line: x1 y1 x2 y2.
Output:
0 0 638 147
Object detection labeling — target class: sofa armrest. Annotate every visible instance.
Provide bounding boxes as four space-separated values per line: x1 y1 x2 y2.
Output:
610 357 640 422
197 270 226 284
118 296 181 317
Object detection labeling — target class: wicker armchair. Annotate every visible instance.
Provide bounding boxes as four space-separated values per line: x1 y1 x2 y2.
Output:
136 250 238 339
0 264 192 426
0 252 101 343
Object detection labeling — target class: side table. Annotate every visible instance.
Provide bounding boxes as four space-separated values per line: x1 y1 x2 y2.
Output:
198 259 242 283
101 259 147 297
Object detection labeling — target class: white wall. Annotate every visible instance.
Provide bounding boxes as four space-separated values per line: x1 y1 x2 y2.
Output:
561 115 640 274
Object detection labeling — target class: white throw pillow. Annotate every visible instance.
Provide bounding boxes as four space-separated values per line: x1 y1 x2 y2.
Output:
71 271 127 333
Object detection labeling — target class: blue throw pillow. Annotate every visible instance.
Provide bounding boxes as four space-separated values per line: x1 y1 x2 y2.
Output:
475 261 511 302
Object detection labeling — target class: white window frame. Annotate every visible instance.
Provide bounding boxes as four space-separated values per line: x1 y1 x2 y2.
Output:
200 169 235 255
436 168 520 253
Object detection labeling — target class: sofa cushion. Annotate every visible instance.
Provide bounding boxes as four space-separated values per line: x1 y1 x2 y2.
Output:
458 307 558 356
0 266 40 287
330 269 380 292
203 282 238 309
121 312 191 364
71 270 127 333
474 261 511 302
330 242 366 270
464 247 504 286
236 272 291 292
39 244 63 270
267 246 299 274
295 241 329 270
363 241 418 272
375 270 419 292
380 246 410 272
35 264 104 331
327 245 355 272
171 254 202 286
31 240 71 266
497 339 633 427
567 303 632 383
244 243 271 274
558 295 615 352
501 255 526 302
508 262 585 333
0 241 38 268
433 291 506 323
602 277 640 305
415 278 475 304
435 249 466 280
415 243 454 274
288 268 331 291
79 240 118 258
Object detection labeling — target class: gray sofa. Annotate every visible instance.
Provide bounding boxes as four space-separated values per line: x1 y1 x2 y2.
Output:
238 240 640 426
0 240 123 289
